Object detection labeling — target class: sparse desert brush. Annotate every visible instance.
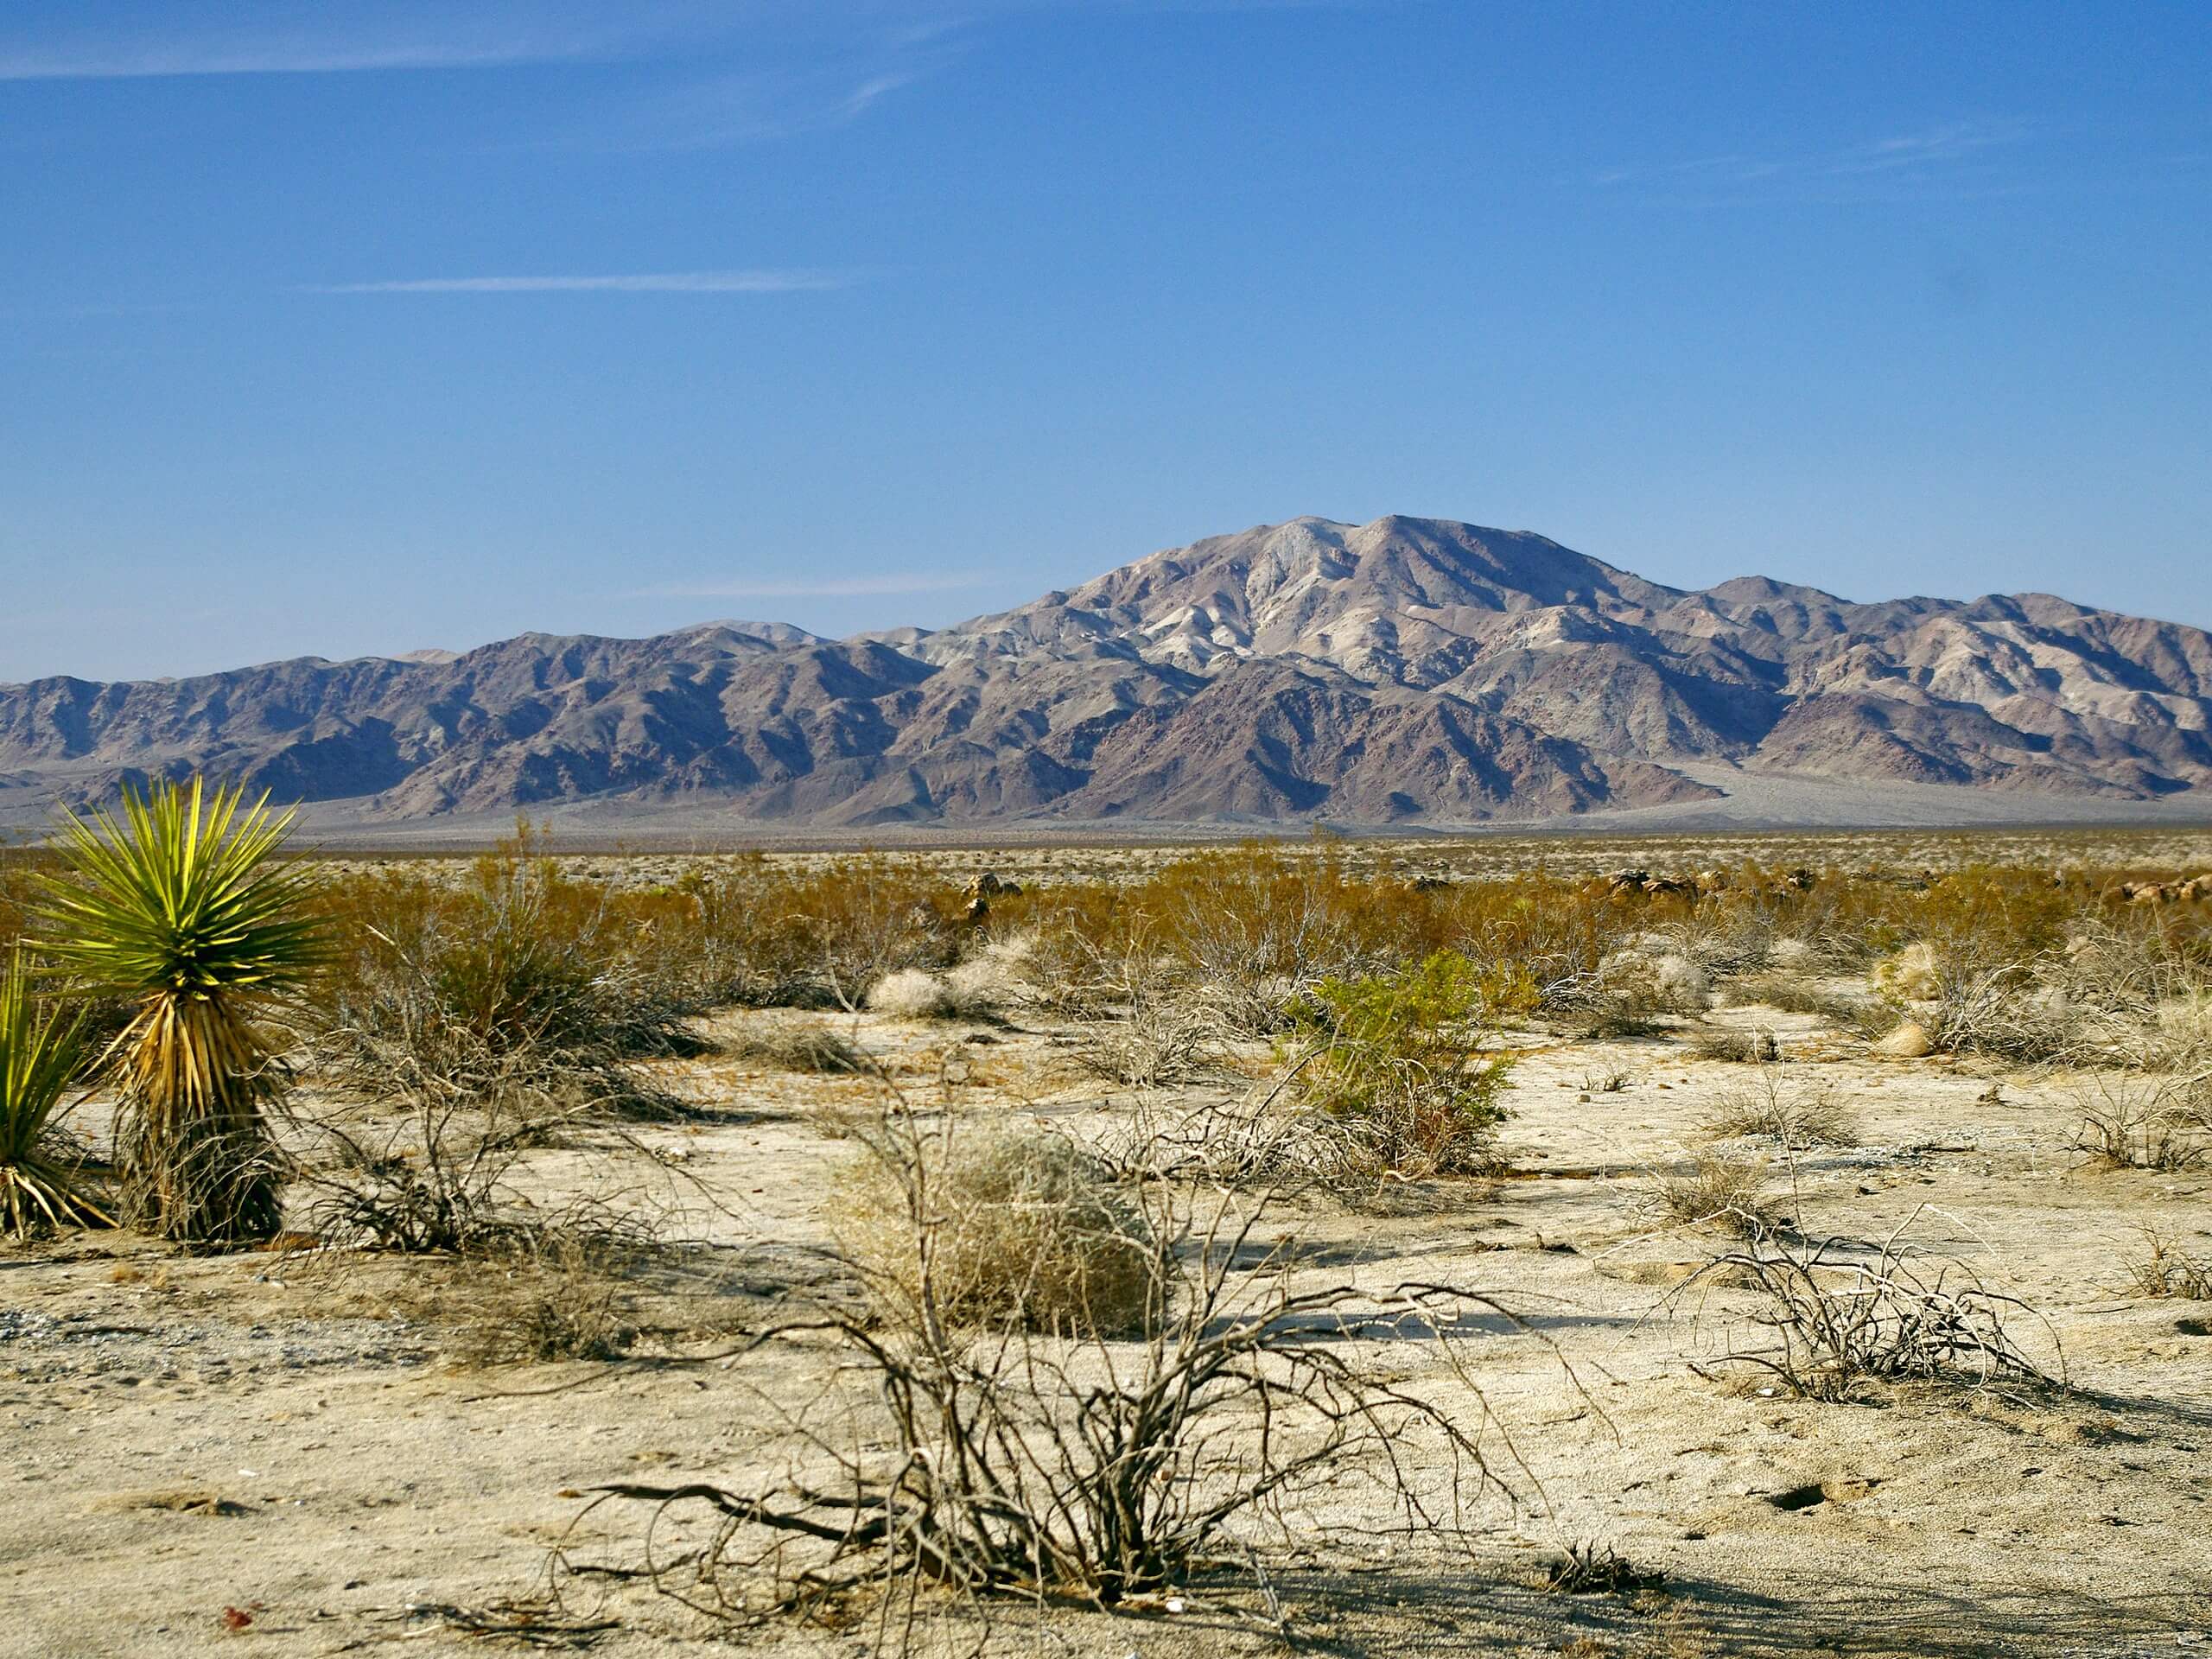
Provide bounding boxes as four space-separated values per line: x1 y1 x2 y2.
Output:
41 779 327 1244
0 949 109 1237
2070 1075 2210 1171
2121 1228 2212 1300
1705 1068 1859 1148
1293 950 1529 1176
835 1119 1154 1336
1655 1151 1780 1237
1723 969 1886 1033
313 833 695 1121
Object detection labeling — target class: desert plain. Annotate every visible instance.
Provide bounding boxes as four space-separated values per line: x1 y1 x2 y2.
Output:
3 827 2210 1658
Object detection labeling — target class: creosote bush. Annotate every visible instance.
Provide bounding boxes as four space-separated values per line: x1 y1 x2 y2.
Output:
314 828 693 1121
1294 950 1530 1176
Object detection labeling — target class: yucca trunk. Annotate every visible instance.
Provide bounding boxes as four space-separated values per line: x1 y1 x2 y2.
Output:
111 993 285 1243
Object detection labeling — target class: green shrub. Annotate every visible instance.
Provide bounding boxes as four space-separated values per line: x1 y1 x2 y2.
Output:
1294 950 1529 1175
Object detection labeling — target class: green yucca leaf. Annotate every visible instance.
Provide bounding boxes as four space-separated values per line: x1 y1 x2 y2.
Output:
37 776 323 1243
0 947 109 1236
39 776 329 1000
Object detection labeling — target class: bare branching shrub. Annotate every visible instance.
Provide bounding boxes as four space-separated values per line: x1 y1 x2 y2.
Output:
1141 845 1366 1034
1292 951 1528 1177
577 1109 1531 1626
1097 1081 1374 1190
2122 1228 2212 1300
1654 1153 1779 1238
1678 1217 2063 1401
1068 950 1224 1090
1544 1539 1665 1598
835 1120 1154 1337
1704 1069 1859 1148
2071 1075 2212 1172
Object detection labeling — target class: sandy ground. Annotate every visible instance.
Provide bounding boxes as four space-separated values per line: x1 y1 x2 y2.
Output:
5 1000 2211 1657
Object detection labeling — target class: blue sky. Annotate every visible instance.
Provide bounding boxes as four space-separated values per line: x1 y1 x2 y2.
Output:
2 0 2207 682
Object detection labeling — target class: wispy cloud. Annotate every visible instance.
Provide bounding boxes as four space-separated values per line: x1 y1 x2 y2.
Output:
0 6 652 81
308 269 853 295
1592 118 2034 199
634 573 985 600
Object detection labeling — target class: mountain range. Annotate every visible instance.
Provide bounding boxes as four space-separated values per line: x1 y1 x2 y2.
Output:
6 514 2212 832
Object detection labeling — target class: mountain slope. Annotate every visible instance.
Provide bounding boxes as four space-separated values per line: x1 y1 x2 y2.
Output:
4 516 2210 828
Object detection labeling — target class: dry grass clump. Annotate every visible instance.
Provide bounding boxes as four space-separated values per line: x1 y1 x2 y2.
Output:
1680 1217 2063 1401
730 1023 866 1075
1704 1069 1860 1148
2122 1229 2212 1300
835 1121 1153 1337
2070 1075 2212 1172
1655 1153 1780 1238
1688 1026 1782 1064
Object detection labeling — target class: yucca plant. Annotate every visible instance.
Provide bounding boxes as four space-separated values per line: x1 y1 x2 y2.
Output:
0 949 109 1237
40 778 326 1244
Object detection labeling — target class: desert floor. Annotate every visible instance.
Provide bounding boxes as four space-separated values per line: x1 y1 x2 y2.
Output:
3 853 2210 1657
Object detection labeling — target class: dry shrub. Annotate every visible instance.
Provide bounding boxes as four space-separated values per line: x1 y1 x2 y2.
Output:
862 958 1012 1022
2122 1228 2212 1300
578 1108 1532 1627
835 1121 1153 1337
1704 1069 1859 1148
313 835 692 1121
1544 1539 1665 1598
1655 1152 1779 1238
2071 1075 2211 1171
1678 1216 2063 1401
455 1230 634 1364
731 1023 866 1076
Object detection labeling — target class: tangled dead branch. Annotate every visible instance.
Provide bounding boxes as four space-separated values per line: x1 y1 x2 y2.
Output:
1675 1212 2063 1401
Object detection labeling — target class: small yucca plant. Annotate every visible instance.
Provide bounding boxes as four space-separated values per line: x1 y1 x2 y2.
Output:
0 949 109 1237
41 778 325 1244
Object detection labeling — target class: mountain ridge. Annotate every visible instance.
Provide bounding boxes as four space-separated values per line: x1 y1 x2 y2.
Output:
6 514 2211 830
